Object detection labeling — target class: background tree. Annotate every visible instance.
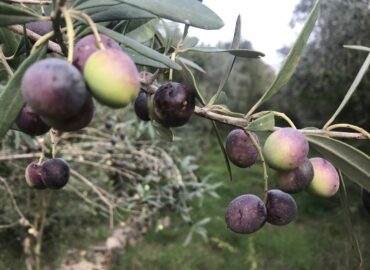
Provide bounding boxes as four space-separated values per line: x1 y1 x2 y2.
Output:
276 0 370 129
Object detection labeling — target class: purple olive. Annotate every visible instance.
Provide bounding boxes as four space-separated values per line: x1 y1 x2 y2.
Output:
225 129 259 168
266 189 297 225
16 104 50 136
25 161 47 189
275 159 314 193
225 194 267 234
41 158 70 189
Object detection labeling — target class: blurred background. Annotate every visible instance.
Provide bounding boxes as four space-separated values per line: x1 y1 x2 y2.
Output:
1 0 370 269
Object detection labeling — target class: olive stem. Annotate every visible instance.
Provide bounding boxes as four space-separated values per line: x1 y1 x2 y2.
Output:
34 193 49 270
251 111 297 129
194 106 369 139
6 0 51 4
69 10 106 50
49 129 57 158
61 8 74 63
36 138 46 165
246 130 269 203
326 123 370 140
9 25 63 54
169 52 176 81
0 49 14 76
51 0 68 55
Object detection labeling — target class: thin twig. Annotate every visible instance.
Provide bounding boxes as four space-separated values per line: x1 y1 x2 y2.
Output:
8 25 62 54
246 131 269 202
0 49 14 76
0 177 29 224
61 7 75 63
70 169 115 228
7 0 51 4
194 106 368 139
51 0 68 55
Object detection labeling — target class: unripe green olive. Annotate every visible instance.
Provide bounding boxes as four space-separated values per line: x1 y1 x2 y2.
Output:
83 49 140 108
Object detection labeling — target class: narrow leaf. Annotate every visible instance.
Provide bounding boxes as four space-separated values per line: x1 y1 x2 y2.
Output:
208 15 241 106
126 19 159 43
0 3 40 26
307 135 370 190
248 0 320 115
152 120 174 142
246 113 275 131
123 47 167 68
182 37 199 49
85 3 155 21
0 44 47 139
0 28 18 57
118 0 224 30
338 172 363 268
324 53 370 128
74 0 223 29
188 47 264 58
343 45 370 53
212 121 233 182
177 56 205 73
96 24 181 70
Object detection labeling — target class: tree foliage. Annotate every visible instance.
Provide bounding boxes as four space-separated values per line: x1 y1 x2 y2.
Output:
277 0 370 129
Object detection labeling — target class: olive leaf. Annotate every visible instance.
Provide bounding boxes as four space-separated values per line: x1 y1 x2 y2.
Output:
151 120 174 142
0 44 48 140
247 0 320 115
0 2 40 26
74 0 224 30
246 113 275 132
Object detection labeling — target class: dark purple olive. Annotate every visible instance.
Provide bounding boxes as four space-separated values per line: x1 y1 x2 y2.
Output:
225 129 259 168
41 95 94 132
266 189 297 225
275 159 314 193
134 90 150 121
41 158 70 189
21 58 87 120
225 194 267 234
153 82 195 127
16 104 50 136
25 161 47 189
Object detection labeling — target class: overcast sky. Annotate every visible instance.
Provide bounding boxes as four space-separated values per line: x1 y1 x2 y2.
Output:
188 0 302 70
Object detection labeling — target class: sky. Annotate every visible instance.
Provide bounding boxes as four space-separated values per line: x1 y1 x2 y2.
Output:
188 0 302 70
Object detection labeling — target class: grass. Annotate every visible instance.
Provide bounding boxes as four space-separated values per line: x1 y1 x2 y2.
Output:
115 144 370 270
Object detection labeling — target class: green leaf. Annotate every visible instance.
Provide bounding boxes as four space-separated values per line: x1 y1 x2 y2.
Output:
126 19 159 43
324 53 370 128
0 28 18 57
246 112 275 131
122 47 167 68
96 24 181 70
74 0 223 29
119 0 223 30
182 37 199 49
247 0 320 114
208 15 241 106
212 121 233 182
307 135 370 190
338 173 363 268
188 47 264 58
151 120 174 142
343 45 370 53
177 56 205 73
0 44 47 140
83 3 155 21
0 3 40 26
